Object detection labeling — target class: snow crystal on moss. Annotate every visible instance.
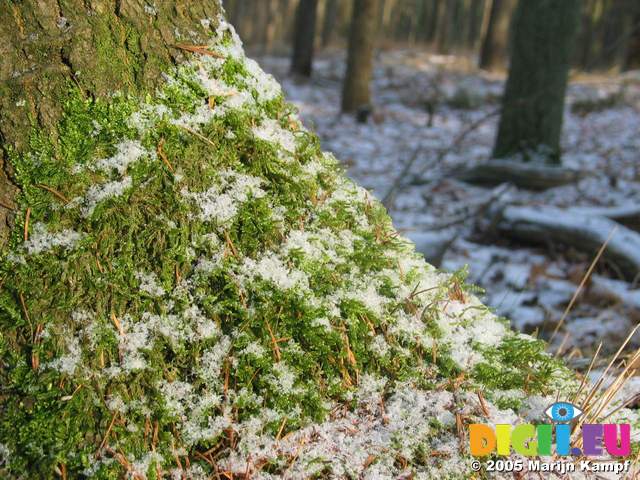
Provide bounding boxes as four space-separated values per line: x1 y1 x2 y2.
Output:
135 271 165 297
82 176 132 217
252 118 297 153
93 140 147 175
23 222 84 255
181 170 266 225
240 252 309 291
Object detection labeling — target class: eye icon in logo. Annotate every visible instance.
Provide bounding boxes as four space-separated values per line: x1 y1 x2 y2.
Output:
544 401 583 423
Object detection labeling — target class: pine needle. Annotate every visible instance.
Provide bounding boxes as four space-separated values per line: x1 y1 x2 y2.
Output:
96 412 119 457
173 43 224 58
275 416 287 441
178 124 217 147
156 138 175 173
110 312 124 336
36 183 69 203
23 207 31 241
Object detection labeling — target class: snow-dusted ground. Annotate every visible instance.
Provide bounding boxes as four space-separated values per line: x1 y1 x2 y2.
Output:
256 49 640 362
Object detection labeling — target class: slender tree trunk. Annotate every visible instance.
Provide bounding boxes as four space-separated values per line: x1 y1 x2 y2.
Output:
263 0 280 53
493 0 581 163
427 0 442 44
435 0 455 53
576 0 596 69
623 7 640 70
467 0 486 49
291 0 319 77
341 0 379 114
321 0 339 47
0 0 220 247
478 0 516 70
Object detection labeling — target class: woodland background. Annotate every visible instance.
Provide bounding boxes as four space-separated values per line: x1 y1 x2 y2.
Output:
226 0 640 369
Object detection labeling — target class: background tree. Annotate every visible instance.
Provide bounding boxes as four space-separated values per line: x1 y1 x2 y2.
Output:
342 0 379 115
623 6 640 71
321 0 340 47
0 0 220 247
291 0 319 76
493 0 582 162
478 0 516 70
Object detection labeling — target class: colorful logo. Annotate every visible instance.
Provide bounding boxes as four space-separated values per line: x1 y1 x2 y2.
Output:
469 401 631 457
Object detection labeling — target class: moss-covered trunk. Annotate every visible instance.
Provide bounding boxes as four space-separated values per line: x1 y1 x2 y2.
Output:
0 0 221 248
493 0 581 163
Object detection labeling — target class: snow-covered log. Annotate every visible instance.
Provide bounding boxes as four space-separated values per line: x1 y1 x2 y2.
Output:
456 159 586 190
497 205 640 280
568 205 640 231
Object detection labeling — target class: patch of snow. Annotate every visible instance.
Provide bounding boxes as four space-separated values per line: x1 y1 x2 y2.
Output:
23 223 84 255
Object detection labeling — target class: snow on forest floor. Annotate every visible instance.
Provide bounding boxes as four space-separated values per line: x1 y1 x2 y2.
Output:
256 48 640 365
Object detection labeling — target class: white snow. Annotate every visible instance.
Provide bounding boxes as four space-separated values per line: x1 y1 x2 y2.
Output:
23 222 84 255
94 140 147 175
82 176 132 217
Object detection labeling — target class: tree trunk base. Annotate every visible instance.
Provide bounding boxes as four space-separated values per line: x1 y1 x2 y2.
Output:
457 159 586 190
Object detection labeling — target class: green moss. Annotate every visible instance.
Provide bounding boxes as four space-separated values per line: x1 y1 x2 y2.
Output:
0 23 583 480
472 336 563 394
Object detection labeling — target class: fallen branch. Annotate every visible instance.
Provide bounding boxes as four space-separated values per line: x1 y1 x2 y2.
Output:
455 159 587 190
496 205 640 281
567 205 640 231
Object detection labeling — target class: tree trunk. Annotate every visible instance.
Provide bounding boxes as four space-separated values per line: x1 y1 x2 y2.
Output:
0 0 220 248
493 0 581 163
290 0 319 77
467 0 486 49
427 0 442 44
341 0 379 114
435 0 455 53
321 0 339 47
478 0 516 70
624 7 640 70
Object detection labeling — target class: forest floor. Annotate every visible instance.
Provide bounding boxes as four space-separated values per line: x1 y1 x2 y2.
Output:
256 48 640 373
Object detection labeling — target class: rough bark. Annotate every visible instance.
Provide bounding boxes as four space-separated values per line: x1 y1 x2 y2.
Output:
0 0 220 248
341 0 378 113
478 0 516 71
290 0 319 77
493 0 581 163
